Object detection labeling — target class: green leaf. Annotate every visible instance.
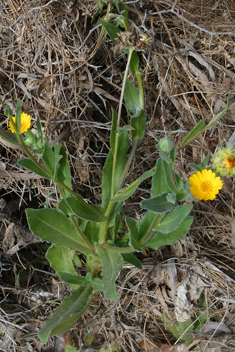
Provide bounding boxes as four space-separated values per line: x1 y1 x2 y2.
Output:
95 244 123 300
188 163 201 171
181 120 205 148
124 78 141 118
166 192 177 204
57 272 88 286
129 50 141 76
36 117 43 145
137 211 159 241
144 216 194 250
58 197 106 222
122 253 142 269
46 246 80 288
66 346 80 352
100 20 120 45
18 159 50 178
26 208 94 256
46 246 77 276
53 142 64 182
0 127 19 146
102 129 129 210
42 140 55 175
200 154 209 169
58 146 72 197
151 159 177 197
113 169 154 202
39 285 93 344
153 205 193 233
141 193 175 213
83 221 101 245
4 105 13 118
205 95 230 130
131 110 146 141
90 278 104 291
125 217 141 251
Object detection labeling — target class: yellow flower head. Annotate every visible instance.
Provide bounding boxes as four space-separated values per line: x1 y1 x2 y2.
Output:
188 169 223 201
9 112 31 134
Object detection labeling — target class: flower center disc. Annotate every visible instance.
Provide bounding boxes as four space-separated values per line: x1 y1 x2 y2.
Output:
200 181 212 193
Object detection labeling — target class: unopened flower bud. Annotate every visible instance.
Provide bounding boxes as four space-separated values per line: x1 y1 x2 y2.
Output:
158 137 174 153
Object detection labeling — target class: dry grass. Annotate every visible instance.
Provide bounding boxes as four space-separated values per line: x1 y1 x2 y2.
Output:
0 0 235 351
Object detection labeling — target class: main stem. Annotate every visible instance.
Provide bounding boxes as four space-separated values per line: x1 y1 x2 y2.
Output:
100 48 134 244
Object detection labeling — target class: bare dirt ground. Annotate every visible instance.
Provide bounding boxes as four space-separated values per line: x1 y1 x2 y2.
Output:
0 1 235 351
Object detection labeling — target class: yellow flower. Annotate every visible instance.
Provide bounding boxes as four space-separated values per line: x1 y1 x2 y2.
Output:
9 112 31 134
188 169 223 201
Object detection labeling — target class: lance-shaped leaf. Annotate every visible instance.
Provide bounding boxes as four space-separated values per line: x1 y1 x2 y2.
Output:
144 216 194 250
112 169 154 202
58 197 106 222
102 127 129 210
153 205 193 233
180 120 205 148
46 246 80 289
0 127 19 146
57 272 89 286
131 110 146 141
46 246 77 276
95 244 123 300
125 217 141 251
26 208 94 256
124 78 141 118
100 20 120 45
141 193 175 213
129 50 141 76
39 285 93 344
18 159 50 178
42 140 55 175
122 253 142 269
151 159 177 197
58 146 71 196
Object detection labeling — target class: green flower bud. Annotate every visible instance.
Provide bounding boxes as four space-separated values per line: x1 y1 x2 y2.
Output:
158 137 174 153
212 146 235 177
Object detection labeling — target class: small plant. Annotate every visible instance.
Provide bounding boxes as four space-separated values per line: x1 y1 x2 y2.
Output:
0 7 230 344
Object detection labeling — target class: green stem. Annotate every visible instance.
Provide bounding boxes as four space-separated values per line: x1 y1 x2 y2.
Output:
99 201 115 244
139 213 164 246
111 47 134 199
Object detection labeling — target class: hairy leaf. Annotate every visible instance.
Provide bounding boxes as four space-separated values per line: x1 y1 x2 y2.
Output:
39 286 93 343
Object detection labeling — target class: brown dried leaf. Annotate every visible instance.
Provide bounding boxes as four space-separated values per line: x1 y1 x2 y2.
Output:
3 223 41 255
